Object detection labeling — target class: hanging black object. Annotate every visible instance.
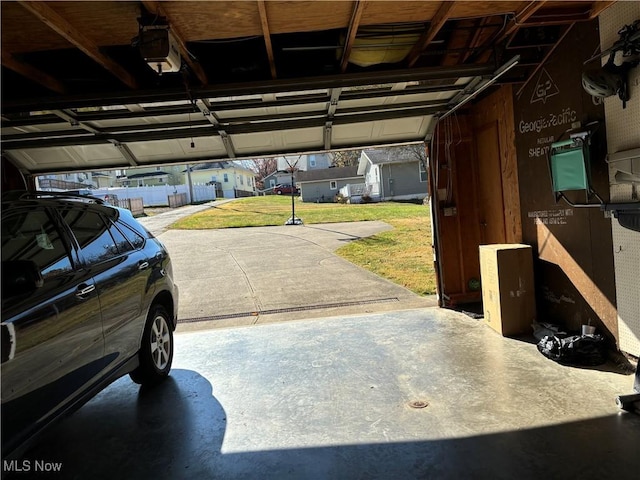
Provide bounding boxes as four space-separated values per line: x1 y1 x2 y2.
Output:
582 20 640 109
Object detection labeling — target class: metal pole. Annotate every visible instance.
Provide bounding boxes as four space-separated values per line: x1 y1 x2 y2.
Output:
186 164 194 204
291 169 295 221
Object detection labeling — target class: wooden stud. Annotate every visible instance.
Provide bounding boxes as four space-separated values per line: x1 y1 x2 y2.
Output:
340 1 367 73
406 1 455 68
141 1 208 85
1 50 66 94
18 0 138 89
257 0 277 79
496 86 521 244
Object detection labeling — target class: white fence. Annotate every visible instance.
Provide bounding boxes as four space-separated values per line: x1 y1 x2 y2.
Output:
90 184 216 206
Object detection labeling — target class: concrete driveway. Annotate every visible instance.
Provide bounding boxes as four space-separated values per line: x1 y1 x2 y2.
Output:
139 202 436 330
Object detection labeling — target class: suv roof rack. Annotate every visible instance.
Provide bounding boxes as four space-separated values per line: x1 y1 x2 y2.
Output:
9 190 106 205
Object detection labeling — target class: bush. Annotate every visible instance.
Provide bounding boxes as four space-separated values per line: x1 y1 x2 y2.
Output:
335 193 348 204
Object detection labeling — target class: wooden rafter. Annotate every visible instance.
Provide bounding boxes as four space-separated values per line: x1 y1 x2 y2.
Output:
142 1 208 85
18 0 138 89
495 1 547 44
588 1 616 19
406 1 455 68
340 1 367 73
257 0 277 79
1 50 66 94
440 19 475 66
462 17 493 64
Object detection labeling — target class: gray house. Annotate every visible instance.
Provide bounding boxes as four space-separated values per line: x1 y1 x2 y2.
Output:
357 148 428 201
276 153 332 172
296 166 362 203
262 170 294 192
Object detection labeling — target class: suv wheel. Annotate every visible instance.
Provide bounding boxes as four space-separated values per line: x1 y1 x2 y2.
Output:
130 305 174 385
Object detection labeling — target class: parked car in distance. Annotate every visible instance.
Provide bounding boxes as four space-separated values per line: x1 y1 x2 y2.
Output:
273 184 300 195
1 191 179 459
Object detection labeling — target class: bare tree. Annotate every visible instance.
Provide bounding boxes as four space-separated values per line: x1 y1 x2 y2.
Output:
394 144 429 199
236 158 278 180
330 149 362 167
395 143 428 171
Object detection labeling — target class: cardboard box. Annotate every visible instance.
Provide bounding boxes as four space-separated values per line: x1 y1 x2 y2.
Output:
479 244 536 336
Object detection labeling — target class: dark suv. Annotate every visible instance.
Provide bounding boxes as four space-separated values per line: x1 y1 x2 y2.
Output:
1 192 179 458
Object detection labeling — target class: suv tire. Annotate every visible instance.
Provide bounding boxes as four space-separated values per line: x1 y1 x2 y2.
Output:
130 304 174 385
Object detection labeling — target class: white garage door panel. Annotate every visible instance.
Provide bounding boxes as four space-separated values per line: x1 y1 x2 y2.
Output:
380 116 429 137
338 92 457 110
332 117 427 147
232 127 323 154
91 113 194 129
127 138 227 162
2 122 82 136
216 103 327 120
6 145 127 172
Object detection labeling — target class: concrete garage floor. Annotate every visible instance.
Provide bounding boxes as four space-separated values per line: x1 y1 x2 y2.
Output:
24 308 640 479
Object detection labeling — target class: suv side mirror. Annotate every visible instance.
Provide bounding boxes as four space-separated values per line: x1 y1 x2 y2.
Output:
2 260 44 297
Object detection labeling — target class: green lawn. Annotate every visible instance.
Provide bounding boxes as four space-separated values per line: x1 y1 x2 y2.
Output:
170 196 436 295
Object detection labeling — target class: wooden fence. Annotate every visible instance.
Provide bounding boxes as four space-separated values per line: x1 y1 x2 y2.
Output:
117 198 144 216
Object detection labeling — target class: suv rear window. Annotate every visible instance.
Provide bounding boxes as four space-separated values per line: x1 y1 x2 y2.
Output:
62 209 122 264
115 220 145 249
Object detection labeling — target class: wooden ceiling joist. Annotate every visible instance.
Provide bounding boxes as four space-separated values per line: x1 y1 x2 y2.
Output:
495 1 547 45
406 1 455 68
463 17 494 64
257 0 277 79
1 50 66 94
142 1 209 85
340 0 367 73
17 0 138 89
588 1 616 20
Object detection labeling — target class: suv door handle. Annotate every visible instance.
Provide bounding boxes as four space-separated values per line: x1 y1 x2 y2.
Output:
138 261 150 271
76 284 95 297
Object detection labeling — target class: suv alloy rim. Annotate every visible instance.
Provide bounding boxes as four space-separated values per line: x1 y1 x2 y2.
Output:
151 314 171 370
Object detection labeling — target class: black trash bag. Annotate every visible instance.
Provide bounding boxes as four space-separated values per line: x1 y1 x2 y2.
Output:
537 334 607 366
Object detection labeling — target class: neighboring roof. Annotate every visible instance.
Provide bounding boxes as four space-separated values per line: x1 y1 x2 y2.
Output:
358 148 420 175
125 171 169 179
362 148 417 165
296 166 360 183
263 170 291 180
185 161 253 174
188 161 232 171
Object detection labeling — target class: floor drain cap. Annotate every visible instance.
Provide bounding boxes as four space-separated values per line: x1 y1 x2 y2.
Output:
408 400 429 409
